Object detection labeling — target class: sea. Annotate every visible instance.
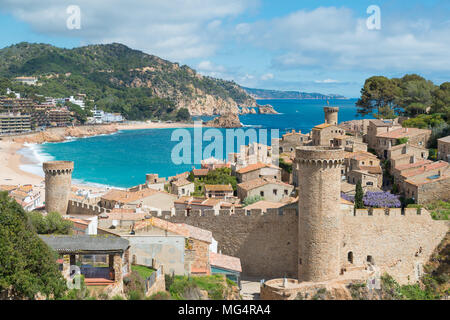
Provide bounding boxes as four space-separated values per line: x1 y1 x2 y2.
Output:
19 99 371 188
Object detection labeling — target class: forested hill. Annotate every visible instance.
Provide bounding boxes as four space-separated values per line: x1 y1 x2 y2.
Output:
0 42 255 119
243 87 346 100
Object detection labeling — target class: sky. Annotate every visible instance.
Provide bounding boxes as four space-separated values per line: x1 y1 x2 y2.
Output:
0 0 449 98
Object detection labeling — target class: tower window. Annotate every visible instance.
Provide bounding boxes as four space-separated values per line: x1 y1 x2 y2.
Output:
348 252 353 264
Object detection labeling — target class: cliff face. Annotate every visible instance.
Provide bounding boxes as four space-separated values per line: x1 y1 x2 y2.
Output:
0 43 256 118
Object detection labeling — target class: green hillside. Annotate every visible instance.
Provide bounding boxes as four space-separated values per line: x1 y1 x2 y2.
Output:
0 42 254 120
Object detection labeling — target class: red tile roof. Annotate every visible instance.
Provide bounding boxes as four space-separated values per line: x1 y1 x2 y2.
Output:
210 252 242 273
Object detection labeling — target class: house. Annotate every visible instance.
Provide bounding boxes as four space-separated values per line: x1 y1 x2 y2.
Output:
374 127 431 159
366 119 402 151
388 143 429 169
191 168 209 180
333 135 368 152
116 217 214 276
437 136 450 162
171 178 195 197
145 174 167 191
237 178 294 202
1 184 42 211
403 166 450 204
99 188 176 212
235 162 281 183
396 161 450 197
278 130 311 153
243 200 287 213
204 184 234 199
174 196 240 215
14 76 38 86
311 123 345 146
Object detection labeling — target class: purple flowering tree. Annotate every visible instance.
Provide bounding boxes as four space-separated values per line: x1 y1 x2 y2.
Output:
341 191 401 208
363 191 401 208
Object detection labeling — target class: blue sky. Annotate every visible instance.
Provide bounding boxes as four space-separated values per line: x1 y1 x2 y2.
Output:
0 0 449 97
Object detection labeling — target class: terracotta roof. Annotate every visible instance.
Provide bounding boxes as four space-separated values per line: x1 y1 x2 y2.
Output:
238 178 292 191
313 123 333 130
237 162 269 174
405 172 450 186
282 130 304 137
0 185 18 192
345 151 378 161
359 166 383 174
376 127 430 139
192 168 209 176
244 200 285 211
101 188 165 204
178 223 212 243
210 252 242 273
204 184 233 192
438 136 450 143
134 217 189 237
172 178 193 187
401 161 448 178
394 159 433 171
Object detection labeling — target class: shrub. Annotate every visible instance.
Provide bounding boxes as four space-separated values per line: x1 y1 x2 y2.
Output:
147 291 171 300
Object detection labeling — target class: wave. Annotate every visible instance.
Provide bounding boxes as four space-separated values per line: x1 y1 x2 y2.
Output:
71 178 124 191
18 143 55 177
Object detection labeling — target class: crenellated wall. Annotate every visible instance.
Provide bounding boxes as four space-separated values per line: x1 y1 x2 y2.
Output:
161 206 448 284
67 200 110 216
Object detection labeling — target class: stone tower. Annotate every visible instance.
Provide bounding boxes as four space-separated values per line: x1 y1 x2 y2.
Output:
324 107 339 125
43 161 74 215
296 146 345 282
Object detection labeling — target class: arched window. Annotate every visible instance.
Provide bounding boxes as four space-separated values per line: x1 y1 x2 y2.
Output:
367 255 375 265
348 252 354 264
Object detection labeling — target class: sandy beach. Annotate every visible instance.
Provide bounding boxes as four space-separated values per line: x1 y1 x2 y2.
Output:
0 121 194 192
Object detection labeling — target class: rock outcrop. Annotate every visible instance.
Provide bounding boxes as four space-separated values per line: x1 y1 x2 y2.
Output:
258 104 279 114
205 113 242 128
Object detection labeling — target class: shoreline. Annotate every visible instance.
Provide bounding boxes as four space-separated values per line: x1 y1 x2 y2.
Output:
0 121 194 192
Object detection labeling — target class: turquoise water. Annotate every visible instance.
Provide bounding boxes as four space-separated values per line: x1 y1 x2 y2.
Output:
34 99 370 188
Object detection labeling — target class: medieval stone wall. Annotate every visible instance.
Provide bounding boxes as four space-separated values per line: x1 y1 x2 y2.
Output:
164 208 299 279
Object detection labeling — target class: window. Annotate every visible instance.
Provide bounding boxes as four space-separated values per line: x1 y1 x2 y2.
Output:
284 189 288 195
348 252 354 264
260 191 264 197
367 255 375 265
273 189 278 195
366 181 374 186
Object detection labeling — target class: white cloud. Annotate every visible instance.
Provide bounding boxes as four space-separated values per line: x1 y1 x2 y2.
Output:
0 0 258 61
315 79 339 84
235 7 450 73
261 73 274 80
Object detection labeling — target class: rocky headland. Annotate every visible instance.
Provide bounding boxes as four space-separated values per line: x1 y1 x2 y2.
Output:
205 113 242 128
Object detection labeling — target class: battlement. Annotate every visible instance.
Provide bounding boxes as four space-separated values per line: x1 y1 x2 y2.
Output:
350 207 429 218
67 200 110 216
43 161 74 174
324 107 339 113
161 207 298 219
295 147 345 166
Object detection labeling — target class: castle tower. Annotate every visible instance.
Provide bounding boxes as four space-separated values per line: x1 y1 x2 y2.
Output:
324 107 339 125
295 146 345 282
43 161 74 215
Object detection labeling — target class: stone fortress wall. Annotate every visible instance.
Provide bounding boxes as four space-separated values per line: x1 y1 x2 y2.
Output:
161 206 448 283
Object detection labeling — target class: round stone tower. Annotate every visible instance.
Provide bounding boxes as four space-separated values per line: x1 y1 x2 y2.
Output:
295 146 345 282
324 107 339 125
43 161 74 215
